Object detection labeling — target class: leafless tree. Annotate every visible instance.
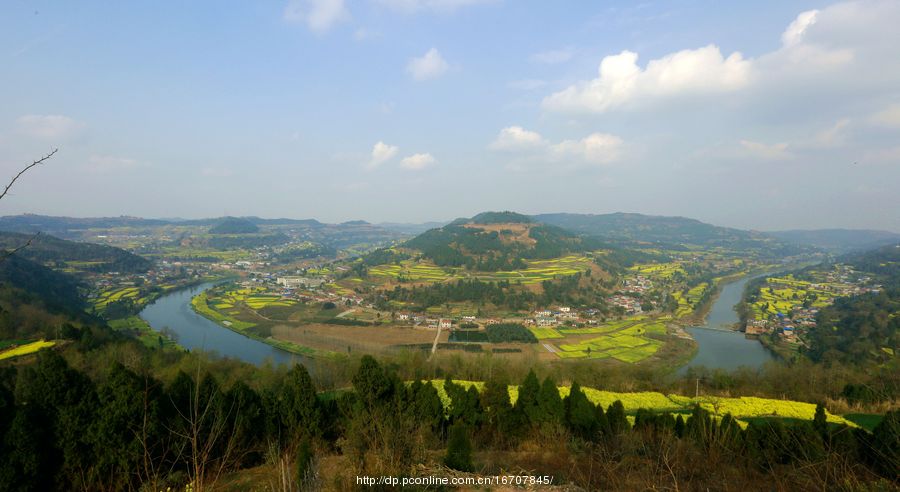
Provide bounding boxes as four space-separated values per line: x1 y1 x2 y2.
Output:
0 148 57 261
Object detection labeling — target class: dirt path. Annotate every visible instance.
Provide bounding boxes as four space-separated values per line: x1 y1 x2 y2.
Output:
429 326 442 358
336 309 356 318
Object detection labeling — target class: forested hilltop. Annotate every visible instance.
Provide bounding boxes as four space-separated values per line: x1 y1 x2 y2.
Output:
402 211 600 271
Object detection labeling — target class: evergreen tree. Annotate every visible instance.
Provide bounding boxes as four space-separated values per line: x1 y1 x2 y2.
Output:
481 377 517 440
813 403 828 438
674 414 686 438
353 356 392 409
606 400 629 435
444 422 474 472
564 382 596 439
516 370 541 424
283 364 322 440
594 401 610 439
536 376 564 424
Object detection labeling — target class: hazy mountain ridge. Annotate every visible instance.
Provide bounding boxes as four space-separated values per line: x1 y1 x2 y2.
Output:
768 229 900 253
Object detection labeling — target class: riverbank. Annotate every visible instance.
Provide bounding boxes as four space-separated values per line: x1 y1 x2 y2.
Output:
188 288 344 361
676 272 779 372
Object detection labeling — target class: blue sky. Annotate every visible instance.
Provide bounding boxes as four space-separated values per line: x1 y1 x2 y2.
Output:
1 0 898 231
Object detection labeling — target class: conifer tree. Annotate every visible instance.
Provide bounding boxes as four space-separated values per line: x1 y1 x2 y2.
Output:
606 400 629 435
516 370 541 424
564 382 596 439
537 376 564 424
444 422 474 472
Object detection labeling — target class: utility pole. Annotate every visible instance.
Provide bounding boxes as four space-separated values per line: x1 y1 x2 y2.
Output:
695 378 700 398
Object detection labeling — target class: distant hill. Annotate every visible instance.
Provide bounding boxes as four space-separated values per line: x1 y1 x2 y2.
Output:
377 221 448 235
533 212 801 255
768 229 900 253
208 217 260 234
0 214 170 235
0 232 151 274
0 254 85 314
400 211 598 271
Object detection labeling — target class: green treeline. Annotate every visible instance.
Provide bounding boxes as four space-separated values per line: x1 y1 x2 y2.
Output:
2 352 897 491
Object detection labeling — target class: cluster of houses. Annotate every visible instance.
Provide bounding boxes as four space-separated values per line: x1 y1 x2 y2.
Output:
608 295 644 315
744 265 882 346
622 275 652 294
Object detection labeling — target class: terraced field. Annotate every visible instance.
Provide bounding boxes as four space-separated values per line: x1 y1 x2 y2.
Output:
367 255 593 285
91 286 143 311
428 380 857 428
629 262 686 280
551 319 668 362
749 275 838 319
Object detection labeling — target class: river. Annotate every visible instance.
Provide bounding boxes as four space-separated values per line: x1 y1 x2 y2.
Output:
679 275 776 372
139 283 304 366
141 276 776 371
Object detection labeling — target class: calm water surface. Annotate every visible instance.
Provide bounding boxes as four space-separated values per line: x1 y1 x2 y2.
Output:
680 275 776 372
139 283 305 367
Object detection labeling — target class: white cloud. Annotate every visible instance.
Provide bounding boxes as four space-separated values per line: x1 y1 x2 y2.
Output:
870 104 900 129
16 114 85 140
86 155 140 173
407 48 449 81
376 0 495 14
542 3 883 114
531 48 574 64
489 126 546 151
367 141 399 169
543 46 752 113
739 140 792 160
490 126 623 166
283 0 348 33
400 153 436 170
781 9 818 46
550 133 624 165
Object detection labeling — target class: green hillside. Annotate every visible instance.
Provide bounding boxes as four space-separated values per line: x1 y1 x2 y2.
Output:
0 232 151 274
402 211 599 271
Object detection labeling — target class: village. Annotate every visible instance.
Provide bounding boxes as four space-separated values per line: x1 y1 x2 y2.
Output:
743 264 882 346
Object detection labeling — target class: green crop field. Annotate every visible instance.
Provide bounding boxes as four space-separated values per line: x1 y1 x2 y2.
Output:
366 255 593 286
529 327 564 339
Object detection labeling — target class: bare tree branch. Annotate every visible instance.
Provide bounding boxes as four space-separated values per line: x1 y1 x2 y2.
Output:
0 231 40 262
0 149 56 264
0 148 57 202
